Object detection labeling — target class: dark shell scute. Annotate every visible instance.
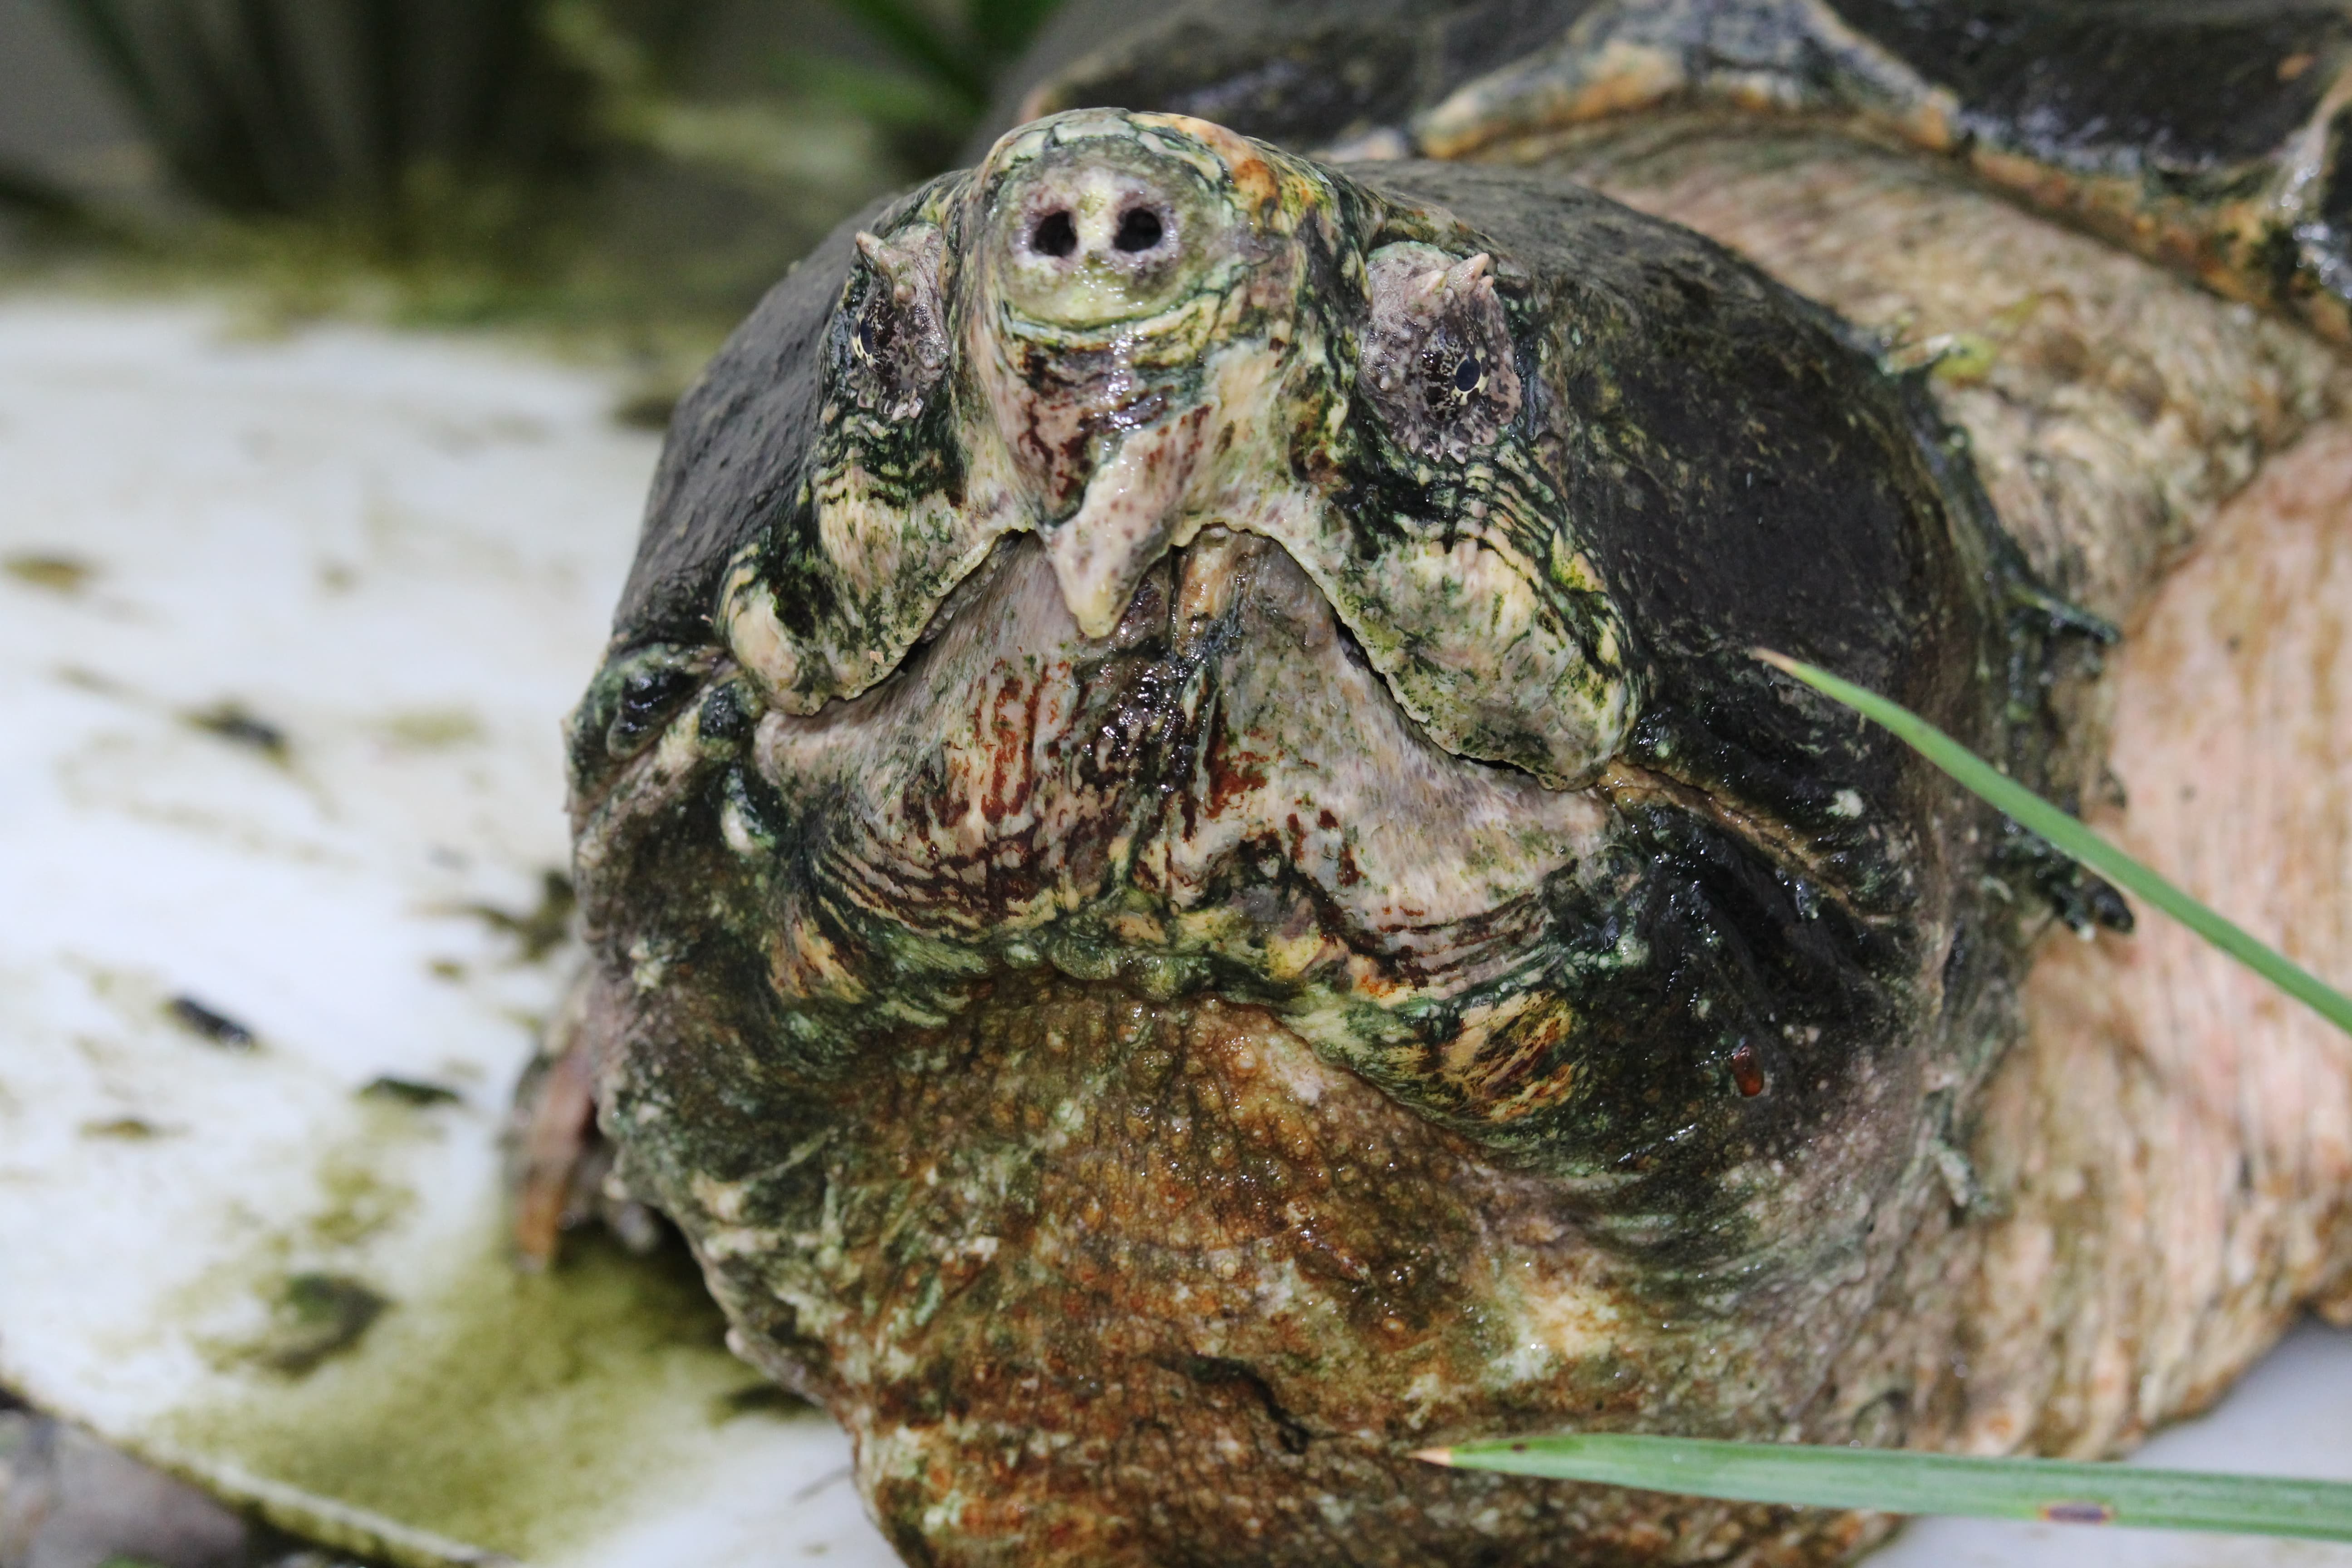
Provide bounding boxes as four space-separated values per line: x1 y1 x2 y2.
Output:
1829 0 2352 176
993 0 1596 154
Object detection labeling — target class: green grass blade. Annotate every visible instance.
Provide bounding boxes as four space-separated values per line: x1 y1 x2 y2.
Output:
1754 649 2352 1038
1423 1434 2352 1541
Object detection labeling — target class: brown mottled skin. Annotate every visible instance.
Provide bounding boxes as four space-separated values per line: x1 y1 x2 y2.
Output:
532 6 2352 1563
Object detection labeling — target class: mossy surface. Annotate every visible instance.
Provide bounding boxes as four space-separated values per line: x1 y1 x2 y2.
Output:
161 1224 813 1561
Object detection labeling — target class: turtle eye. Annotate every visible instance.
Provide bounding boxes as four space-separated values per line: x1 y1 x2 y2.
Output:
844 223 949 421
1361 243 1521 462
1422 343 1483 414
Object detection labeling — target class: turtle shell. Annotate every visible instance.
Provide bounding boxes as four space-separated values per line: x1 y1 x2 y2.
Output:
1000 0 2352 341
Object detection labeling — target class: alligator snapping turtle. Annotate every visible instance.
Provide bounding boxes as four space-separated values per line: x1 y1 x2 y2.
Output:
532 5 2352 1563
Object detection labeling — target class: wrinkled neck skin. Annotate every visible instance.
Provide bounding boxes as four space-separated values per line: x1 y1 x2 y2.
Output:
567 109 2029 1566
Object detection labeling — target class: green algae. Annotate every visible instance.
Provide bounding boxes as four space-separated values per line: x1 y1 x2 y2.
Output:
462 871 578 964
161 1222 789 1563
382 709 486 751
152 1106 816 1563
3 551 94 593
183 701 291 763
247 1273 392 1376
303 1147 419 1251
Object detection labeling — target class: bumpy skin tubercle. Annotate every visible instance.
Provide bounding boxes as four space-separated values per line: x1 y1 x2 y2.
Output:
566 110 2036 1566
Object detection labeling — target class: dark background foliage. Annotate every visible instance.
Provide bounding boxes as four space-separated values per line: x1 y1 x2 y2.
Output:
0 0 1064 339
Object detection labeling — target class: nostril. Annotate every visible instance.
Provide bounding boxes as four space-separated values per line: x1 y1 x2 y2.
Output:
1113 207 1166 253
1030 210 1078 258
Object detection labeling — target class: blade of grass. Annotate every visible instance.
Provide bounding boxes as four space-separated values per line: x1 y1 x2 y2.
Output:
1420 1434 2352 1541
1754 649 2352 1038
1433 663 2352 1535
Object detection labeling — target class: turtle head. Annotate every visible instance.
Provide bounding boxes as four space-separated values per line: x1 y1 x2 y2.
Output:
719 107 1633 789
574 109 2018 1568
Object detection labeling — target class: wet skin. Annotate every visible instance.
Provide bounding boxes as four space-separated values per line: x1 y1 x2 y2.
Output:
567 110 2068 1564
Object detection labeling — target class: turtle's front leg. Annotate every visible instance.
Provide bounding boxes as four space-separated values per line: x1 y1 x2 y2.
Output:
508 967 659 1266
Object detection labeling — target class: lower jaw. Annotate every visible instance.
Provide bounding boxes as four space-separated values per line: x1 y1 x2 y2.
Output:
634 974 1875 1567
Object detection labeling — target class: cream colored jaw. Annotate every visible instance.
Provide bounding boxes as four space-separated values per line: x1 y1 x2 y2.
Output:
1042 405 1215 637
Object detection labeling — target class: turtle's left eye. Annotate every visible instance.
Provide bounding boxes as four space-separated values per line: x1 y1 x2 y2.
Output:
843 223 949 421
1360 242 1521 462
1423 343 1485 415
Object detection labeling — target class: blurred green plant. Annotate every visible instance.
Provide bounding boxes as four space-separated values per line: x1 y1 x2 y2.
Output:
17 0 1061 333
793 0 1063 171
44 0 687 256
0 162 86 222
541 0 891 193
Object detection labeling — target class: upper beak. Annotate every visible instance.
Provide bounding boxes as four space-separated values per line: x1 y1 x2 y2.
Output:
1040 405 1211 636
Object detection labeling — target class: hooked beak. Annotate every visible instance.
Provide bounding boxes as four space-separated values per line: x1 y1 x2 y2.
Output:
974 112 1267 638
1041 405 1212 636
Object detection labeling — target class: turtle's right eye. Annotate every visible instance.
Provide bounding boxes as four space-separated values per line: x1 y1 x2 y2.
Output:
1310 235 1630 789
843 224 949 421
